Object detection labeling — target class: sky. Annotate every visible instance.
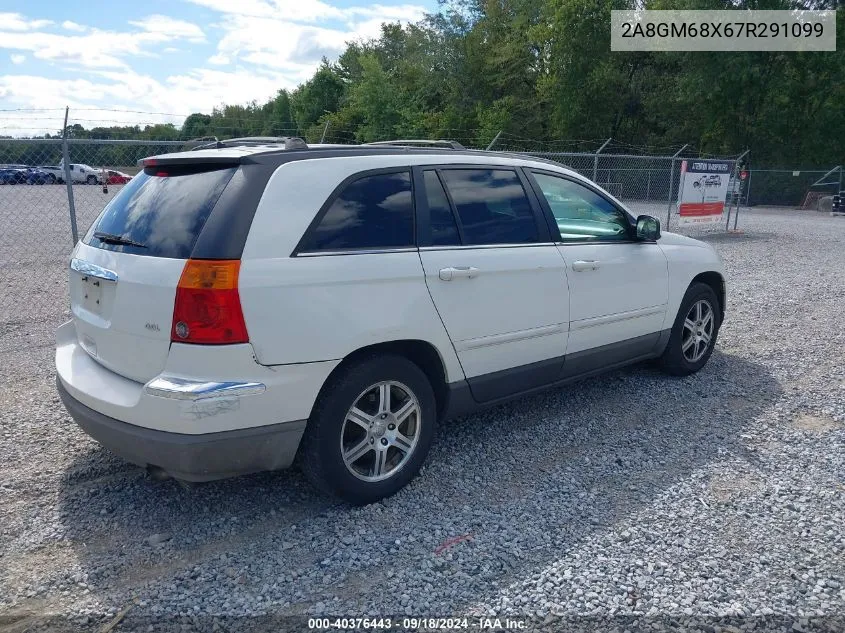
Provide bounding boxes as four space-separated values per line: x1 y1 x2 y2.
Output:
0 0 436 136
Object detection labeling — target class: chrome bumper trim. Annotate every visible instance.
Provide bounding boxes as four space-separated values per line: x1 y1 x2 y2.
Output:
145 377 266 401
70 258 118 282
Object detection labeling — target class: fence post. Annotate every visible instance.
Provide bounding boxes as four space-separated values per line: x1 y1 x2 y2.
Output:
486 131 502 151
745 169 753 207
593 138 611 182
319 120 330 144
665 144 688 230
728 149 749 231
61 106 79 246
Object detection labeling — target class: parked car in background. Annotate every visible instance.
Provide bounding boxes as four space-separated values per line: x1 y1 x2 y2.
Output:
57 162 104 184
0 168 28 185
37 166 65 183
104 170 132 185
56 138 727 504
26 167 56 185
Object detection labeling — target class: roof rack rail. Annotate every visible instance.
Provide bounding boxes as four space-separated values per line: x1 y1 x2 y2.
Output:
365 139 466 150
192 136 309 151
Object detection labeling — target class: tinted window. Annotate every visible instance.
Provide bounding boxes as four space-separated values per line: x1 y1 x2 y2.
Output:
423 171 460 246
85 165 236 258
303 171 413 251
532 172 630 242
439 169 538 245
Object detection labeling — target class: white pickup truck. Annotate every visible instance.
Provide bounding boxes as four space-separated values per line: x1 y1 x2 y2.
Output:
42 163 104 184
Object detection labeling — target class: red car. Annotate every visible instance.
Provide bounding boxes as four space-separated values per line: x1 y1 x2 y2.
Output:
105 170 132 185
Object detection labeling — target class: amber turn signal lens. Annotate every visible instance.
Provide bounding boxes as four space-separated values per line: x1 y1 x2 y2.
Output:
177 259 240 290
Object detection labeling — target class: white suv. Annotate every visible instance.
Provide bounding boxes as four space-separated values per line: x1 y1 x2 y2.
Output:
56 138 726 504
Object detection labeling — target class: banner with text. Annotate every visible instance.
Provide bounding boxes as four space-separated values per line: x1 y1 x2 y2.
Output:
676 160 732 226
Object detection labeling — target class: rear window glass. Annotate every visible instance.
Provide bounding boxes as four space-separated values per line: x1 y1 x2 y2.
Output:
84 165 237 259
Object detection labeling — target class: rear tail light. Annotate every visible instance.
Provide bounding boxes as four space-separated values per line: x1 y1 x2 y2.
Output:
171 259 248 344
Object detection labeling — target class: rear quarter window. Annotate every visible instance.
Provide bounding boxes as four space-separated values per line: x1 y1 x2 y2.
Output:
298 170 414 252
84 165 237 259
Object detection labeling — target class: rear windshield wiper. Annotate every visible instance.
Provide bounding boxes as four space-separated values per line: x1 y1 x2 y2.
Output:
93 231 147 248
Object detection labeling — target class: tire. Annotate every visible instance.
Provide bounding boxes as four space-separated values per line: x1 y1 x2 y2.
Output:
299 353 437 504
86 175 97 185
47 174 56 184
657 282 721 376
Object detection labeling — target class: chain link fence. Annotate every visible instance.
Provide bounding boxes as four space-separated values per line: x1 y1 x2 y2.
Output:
0 135 837 351
0 139 183 345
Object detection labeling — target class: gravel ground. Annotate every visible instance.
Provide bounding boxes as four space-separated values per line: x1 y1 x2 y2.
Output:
1 207 844 633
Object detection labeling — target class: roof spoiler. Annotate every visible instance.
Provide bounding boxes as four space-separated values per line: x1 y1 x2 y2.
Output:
138 136 310 167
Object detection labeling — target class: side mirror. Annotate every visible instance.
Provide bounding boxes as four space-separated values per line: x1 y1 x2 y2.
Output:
636 215 661 241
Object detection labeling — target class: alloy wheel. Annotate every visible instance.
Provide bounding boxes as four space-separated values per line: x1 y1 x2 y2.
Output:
682 299 715 363
340 380 421 482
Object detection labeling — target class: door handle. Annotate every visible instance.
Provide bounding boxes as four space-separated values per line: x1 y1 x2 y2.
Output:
439 266 479 281
572 260 600 272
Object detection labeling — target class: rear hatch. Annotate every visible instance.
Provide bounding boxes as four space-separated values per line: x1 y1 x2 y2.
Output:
70 163 238 383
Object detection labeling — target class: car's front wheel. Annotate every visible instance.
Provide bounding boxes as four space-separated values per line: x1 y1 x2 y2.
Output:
658 282 721 376
86 175 97 185
300 354 436 504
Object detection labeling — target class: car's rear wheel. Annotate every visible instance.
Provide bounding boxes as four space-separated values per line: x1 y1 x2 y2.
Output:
300 354 436 504
47 174 56 184
658 282 721 376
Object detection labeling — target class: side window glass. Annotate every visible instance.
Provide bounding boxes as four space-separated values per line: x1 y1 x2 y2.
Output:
303 171 414 251
532 172 630 242
423 170 460 246
439 169 538 245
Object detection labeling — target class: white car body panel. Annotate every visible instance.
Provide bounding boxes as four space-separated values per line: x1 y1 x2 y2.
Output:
238 252 464 383
418 245 569 378
69 241 184 383
558 242 669 354
56 320 338 434
657 233 725 330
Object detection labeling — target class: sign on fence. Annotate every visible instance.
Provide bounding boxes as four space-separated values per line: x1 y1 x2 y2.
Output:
675 159 731 225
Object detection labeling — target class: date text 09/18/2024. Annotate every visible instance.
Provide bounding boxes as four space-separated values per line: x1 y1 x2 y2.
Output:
307 617 528 630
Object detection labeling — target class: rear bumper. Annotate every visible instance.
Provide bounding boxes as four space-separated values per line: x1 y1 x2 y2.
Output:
58 377 306 481
55 320 338 434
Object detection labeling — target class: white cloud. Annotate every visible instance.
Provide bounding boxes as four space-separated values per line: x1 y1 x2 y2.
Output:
0 3 429 137
183 0 425 25
206 2 426 72
62 20 87 32
0 15 207 69
0 12 53 31
0 31 157 68
183 0 341 20
128 15 205 42
0 66 301 134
